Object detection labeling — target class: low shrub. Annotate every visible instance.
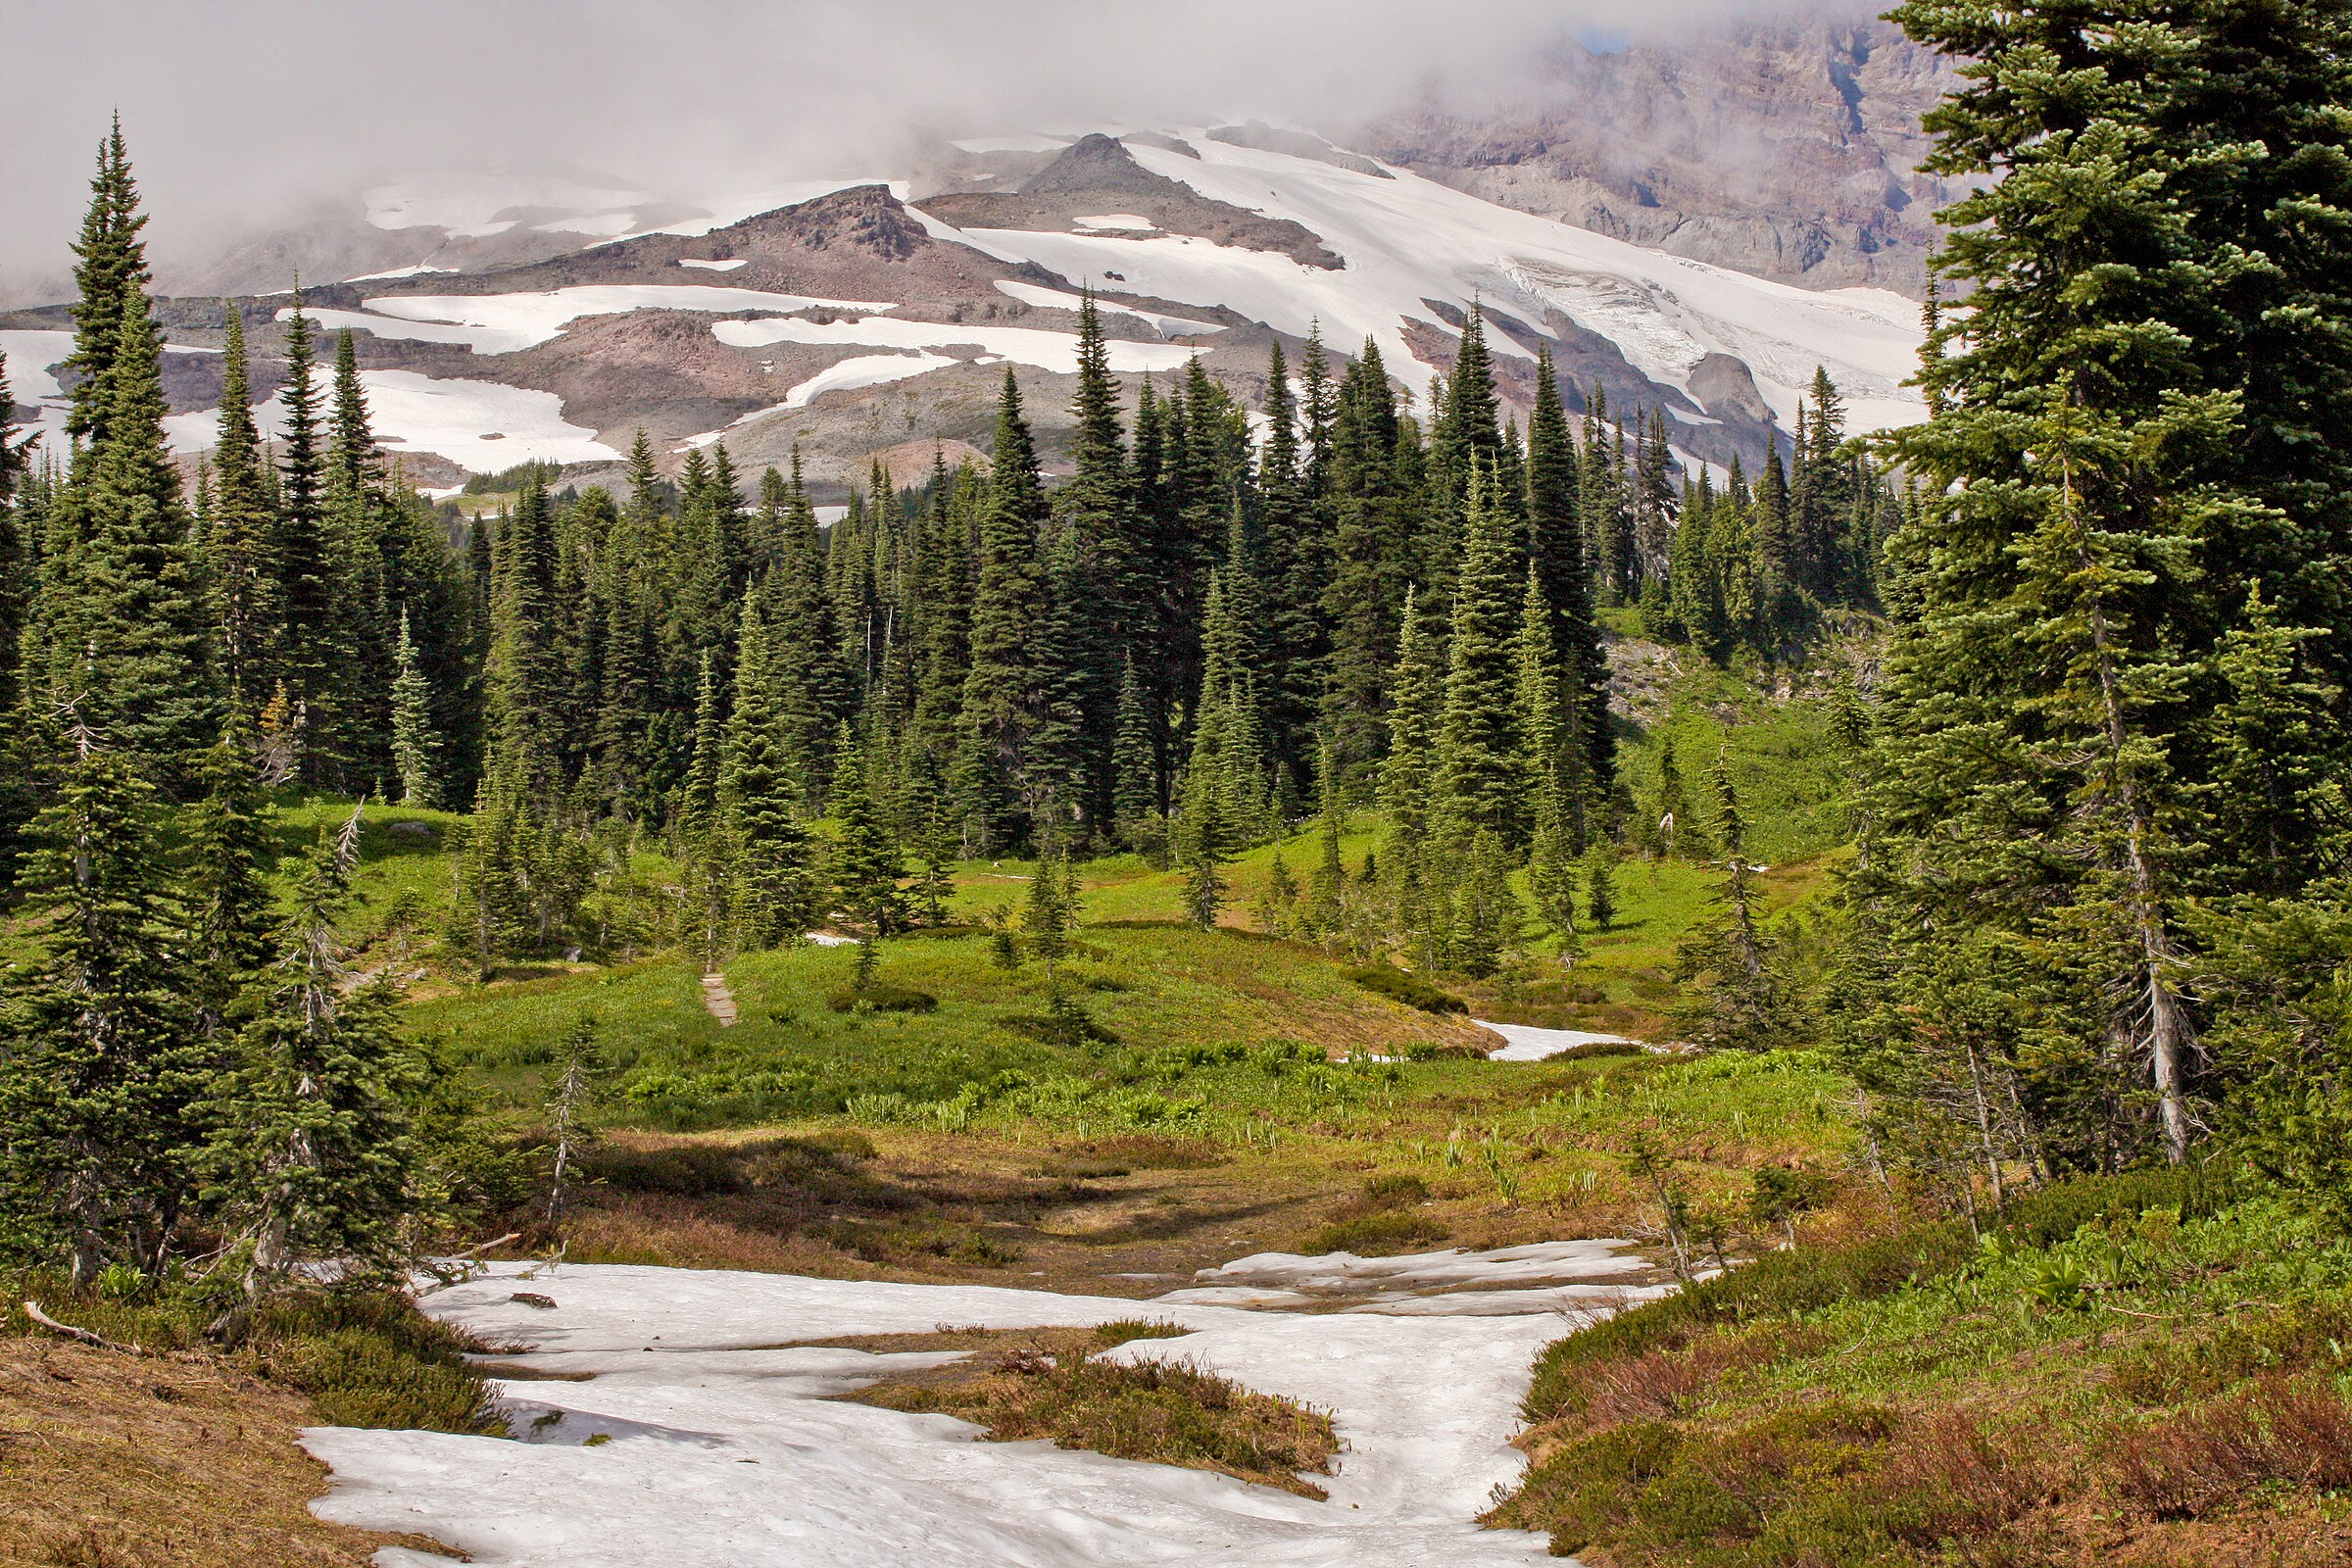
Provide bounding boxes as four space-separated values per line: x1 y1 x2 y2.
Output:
1359 1172 1431 1209
1525 1221 1974 1419
1306 1208 1447 1256
2110 1374 2352 1518
1552 1039 1646 1061
1342 964 1467 1015
824 984 938 1013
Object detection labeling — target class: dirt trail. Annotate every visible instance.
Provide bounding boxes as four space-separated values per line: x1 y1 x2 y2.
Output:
699 973 737 1026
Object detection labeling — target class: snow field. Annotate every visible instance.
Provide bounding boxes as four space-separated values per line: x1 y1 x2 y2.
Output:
936 129 1925 431
678 353 963 448
4 328 221 458
352 284 904 353
305 1250 1657 1566
713 313 1197 375
994 279 1226 337
163 368 618 472
1472 1020 1649 1062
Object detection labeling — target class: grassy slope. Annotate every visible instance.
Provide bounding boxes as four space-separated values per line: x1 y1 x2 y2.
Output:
1489 1177 2352 1566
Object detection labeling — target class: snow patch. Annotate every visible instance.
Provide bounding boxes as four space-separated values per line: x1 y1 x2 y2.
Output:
713 314 1192 375
359 285 902 352
678 353 959 449
1474 1021 1647 1061
1074 213 1156 231
677 258 748 271
346 264 459 282
950 133 1073 154
364 173 653 237
992 280 1224 338
164 368 618 472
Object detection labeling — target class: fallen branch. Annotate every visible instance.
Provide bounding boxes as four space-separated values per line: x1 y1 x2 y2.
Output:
24 1300 140 1354
416 1233 524 1292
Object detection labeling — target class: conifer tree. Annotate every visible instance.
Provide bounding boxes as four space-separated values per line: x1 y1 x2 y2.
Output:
53 279 220 772
199 807 427 1299
956 371 1051 850
274 293 337 775
0 724 199 1289
722 594 817 951
1110 655 1161 845
829 723 907 936
1583 839 1619 931
185 712 277 1041
62 118 150 449
208 306 278 702
1450 829 1524 979
1179 704 1232 930
389 610 441 808
1671 758 1788 1051
1434 467 1526 848
677 653 733 966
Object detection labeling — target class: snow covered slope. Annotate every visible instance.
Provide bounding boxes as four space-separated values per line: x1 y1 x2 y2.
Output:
6 129 1927 488
938 129 1924 434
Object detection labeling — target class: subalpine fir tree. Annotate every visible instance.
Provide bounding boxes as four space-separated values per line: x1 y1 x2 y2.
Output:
486 471 564 796
1110 655 1161 843
324 328 394 782
208 307 279 702
1449 829 1525 979
1319 342 1411 776
274 294 338 777
62 118 150 448
722 596 817 950
1305 738 1348 939
1434 466 1526 848
1865 0 2352 1165
1377 586 1442 850
1255 850 1301 936
956 371 1051 850
59 284 221 773
0 725 200 1290
199 807 426 1301
677 653 733 967
389 610 441 808
1516 567 1580 941
1671 758 1788 1051
185 712 277 1041
828 723 906 936
1583 839 1619 931
1526 346 1608 821
2201 588 2349 898
1178 704 1232 930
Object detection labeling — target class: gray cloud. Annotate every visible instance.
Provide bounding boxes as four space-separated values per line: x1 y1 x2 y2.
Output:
0 0 1864 305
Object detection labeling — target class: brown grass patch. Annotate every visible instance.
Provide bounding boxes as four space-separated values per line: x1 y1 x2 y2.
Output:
0 1339 459 1568
2110 1374 2352 1520
847 1325 1339 1497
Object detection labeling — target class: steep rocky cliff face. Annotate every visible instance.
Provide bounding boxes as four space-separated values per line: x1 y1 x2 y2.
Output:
1358 19 1955 292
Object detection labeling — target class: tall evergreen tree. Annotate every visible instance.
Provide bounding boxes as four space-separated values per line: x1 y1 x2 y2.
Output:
722 594 817 950
956 371 1051 850
1434 467 1526 848
0 726 199 1289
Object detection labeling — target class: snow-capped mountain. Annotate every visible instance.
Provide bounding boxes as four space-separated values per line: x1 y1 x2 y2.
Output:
2 126 1927 496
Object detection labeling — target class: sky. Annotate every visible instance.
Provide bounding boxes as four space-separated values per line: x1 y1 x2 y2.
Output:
0 0 1856 305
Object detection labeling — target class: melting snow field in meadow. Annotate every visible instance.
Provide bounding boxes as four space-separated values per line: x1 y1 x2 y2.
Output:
1474 1021 1650 1062
305 1240 1660 1566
